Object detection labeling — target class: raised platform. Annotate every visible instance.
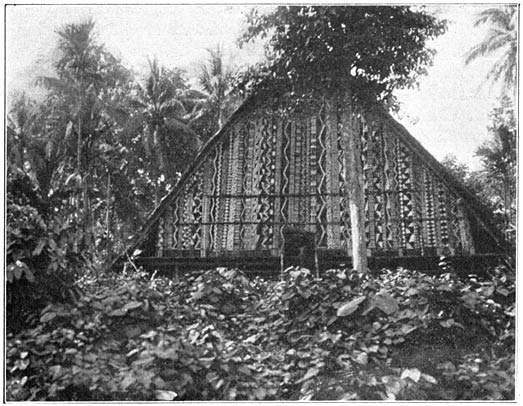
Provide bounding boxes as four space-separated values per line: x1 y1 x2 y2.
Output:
134 252 506 279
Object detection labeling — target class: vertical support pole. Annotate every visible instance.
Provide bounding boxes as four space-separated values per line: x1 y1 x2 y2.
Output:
340 97 368 273
157 217 164 258
314 249 320 278
280 231 285 280
457 198 475 255
201 161 211 257
174 265 180 284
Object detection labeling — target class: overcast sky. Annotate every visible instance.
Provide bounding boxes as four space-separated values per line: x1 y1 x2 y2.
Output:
6 4 511 170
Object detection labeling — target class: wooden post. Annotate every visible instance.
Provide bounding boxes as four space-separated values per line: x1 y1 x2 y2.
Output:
314 249 320 278
340 99 368 272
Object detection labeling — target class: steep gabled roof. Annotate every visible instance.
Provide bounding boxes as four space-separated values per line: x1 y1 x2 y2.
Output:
111 93 258 268
373 104 507 250
112 91 509 269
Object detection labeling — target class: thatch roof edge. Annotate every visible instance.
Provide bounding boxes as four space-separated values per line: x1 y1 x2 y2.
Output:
374 104 508 252
110 93 258 269
111 93 509 270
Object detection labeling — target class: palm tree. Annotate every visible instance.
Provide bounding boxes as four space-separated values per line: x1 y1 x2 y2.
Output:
128 57 201 206
191 45 240 140
7 93 34 168
36 19 130 252
465 6 517 96
8 95 73 200
35 19 104 250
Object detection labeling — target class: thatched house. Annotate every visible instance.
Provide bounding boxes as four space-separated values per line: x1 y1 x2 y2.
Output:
119 89 507 274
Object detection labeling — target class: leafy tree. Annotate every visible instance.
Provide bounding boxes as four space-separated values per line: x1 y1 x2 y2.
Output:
240 6 447 271
475 97 516 242
439 155 495 214
240 6 447 107
439 154 489 203
465 6 517 97
442 98 517 245
440 154 471 185
6 99 85 331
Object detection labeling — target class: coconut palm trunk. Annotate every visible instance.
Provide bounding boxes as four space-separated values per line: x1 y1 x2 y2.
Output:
76 114 83 250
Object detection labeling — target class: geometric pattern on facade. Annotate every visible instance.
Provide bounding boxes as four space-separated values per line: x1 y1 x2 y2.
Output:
155 98 478 259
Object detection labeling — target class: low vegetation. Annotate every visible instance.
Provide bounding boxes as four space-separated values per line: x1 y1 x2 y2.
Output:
6 264 514 401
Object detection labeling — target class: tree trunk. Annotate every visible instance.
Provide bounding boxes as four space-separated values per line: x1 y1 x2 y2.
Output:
106 171 112 263
503 172 514 242
83 169 91 250
340 99 368 273
217 90 224 130
18 130 25 168
76 115 83 252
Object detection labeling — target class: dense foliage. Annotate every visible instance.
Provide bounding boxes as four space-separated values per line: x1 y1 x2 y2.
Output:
6 266 514 401
6 165 84 333
239 6 447 109
7 21 239 264
441 97 516 245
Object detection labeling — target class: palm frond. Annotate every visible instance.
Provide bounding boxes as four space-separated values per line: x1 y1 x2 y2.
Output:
164 117 201 141
128 99 147 110
157 85 176 107
184 99 209 122
474 6 516 31
465 31 512 64
160 99 187 118
465 5 517 94
35 76 74 94
486 51 517 89
103 104 133 126
181 88 208 100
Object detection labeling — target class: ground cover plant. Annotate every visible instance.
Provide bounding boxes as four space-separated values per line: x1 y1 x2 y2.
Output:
6 264 514 401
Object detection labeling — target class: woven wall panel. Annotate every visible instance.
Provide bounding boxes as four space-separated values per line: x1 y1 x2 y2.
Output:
316 105 329 248
272 117 283 251
337 112 352 252
157 100 478 258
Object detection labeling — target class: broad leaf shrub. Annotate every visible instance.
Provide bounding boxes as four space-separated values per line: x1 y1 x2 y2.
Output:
6 268 281 401
238 266 515 400
6 169 83 333
6 265 514 400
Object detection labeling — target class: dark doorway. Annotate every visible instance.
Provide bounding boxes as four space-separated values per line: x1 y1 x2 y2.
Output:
282 229 317 271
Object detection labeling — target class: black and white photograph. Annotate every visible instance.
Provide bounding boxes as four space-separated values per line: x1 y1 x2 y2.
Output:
5 3 517 401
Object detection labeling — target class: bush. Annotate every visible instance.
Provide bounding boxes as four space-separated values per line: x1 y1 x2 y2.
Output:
6 268 282 401
6 170 83 333
246 266 515 399
6 265 514 401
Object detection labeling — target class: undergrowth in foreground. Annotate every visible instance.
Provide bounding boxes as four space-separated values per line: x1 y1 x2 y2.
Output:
6 266 515 401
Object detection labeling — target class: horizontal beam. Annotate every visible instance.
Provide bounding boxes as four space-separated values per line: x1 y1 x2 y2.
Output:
135 252 505 276
162 217 468 227
180 189 451 199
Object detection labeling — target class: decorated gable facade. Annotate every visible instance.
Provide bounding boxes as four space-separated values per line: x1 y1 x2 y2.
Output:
123 91 506 272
